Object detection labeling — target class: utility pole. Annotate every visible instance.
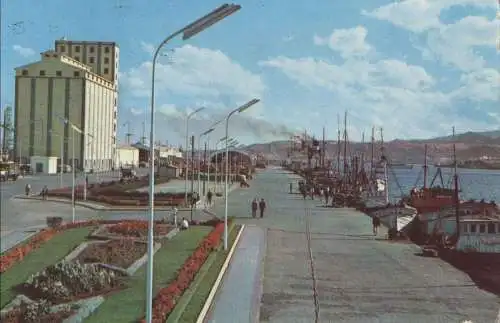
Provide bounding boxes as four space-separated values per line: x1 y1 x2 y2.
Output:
343 111 348 179
370 126 375 179
140 122 147 145
321 126 325 168
452 126 460 238
123 122 133 145
202 141 207 196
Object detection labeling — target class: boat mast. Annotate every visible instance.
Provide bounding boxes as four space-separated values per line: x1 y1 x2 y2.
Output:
453 126 460 238
337 114 341 174
322 126 326 169
380 127 389 205
343 111 348 179
370 126 375 180
423 144 428 189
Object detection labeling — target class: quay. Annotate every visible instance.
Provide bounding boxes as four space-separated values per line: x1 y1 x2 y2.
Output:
207 167 499 323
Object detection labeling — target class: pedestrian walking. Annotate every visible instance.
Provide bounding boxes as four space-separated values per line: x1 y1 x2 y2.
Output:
372 215 381 235
251 198 258 218
324 187 329 206
259 198 266 218
42 185 49 200
206 189 213 207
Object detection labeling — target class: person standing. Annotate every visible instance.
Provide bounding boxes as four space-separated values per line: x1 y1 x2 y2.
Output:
372 215 381 235
259 198 266 218
206 189 213 207
251 198 258 218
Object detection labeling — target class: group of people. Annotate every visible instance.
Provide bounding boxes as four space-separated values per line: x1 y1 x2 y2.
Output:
251 198 267 218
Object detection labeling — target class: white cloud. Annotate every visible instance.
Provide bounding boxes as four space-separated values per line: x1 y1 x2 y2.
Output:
121 44 266 103
363 1 496 72
12 45 35 57
259 24 497 139
362 0 494 33
313 26 373 59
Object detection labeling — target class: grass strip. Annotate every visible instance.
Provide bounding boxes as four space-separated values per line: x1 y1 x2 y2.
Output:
84 226 212 323
165 223 237 323
175 224 241 323
0 227 93 308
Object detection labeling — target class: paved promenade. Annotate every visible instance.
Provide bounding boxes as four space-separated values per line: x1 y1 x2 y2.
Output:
208 167 499 323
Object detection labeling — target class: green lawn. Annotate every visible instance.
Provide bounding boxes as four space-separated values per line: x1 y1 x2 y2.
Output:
0 227 93 308
173 224 241 323
85 226 212 323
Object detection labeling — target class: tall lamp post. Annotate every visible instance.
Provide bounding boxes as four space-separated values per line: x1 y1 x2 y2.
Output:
49 129 65 187
214 136 227 193
57 116 93 224
197 128 214 195
224 98 259 250
146 4 241 323
184 107 205 206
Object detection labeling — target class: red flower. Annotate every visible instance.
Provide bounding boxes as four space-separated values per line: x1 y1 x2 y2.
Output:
140 221 229 322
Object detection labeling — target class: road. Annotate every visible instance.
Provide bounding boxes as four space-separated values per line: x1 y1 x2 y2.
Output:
208 167 499 323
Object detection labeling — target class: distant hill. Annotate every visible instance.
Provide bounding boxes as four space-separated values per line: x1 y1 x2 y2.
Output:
245 129 500 163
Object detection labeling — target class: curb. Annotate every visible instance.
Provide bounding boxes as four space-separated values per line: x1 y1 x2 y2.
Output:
195 224 245 323
13 195 198 212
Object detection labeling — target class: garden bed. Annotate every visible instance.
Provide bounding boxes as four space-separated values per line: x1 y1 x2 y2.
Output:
90 221 177 241
1 298 75 323
14 261 126 304
75 239 147 269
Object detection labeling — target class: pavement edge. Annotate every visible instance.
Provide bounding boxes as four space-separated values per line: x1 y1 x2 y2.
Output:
195 224 246 323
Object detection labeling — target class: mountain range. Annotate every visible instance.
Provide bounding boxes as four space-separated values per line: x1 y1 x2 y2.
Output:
245 130 500 163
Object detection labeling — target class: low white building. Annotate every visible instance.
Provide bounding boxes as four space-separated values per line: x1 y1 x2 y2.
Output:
158 146 182 159
30 156 58 174
116 146 139 167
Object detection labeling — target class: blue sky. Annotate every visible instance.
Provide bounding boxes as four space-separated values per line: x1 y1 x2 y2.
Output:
1 0 498 145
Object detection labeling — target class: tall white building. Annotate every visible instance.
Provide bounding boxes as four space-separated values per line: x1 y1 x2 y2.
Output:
14 40 119 171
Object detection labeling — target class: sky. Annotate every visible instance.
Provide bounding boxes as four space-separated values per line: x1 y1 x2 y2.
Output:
1 0 499 146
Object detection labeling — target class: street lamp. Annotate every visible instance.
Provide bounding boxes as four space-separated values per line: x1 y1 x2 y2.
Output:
197 128 214 195
214 136 227 193
184 107 205 206
49 129 65 188
223 98 259 250
146 4 241 323
57 116 93 224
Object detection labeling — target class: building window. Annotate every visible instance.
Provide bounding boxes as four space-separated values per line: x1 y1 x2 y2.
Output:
104 57 109 64
488 223 496 234
104 47 110 53
479 224 486 233
75 56 80 61
22 70 28 76
104 68 109 74
470 224 476 233
90 46 95 53
56 71 62 76
75 45 80 53
89 57 95 63
60 45 65 52
39 70 46 76
74 71 80 77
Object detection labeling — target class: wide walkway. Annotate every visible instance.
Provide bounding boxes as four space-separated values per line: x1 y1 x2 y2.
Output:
209 168 499 323
207 225 266 323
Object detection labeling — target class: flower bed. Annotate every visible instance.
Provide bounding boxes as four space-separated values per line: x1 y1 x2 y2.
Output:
1 299 74 323
75 239 147 268
141 221 227 322
105 221 172 238
0 219 173 274
16 261 124 304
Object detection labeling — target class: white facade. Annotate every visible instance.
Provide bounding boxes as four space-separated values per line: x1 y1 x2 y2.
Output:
158 146 183 159
30 156 58 174
116 146 139 167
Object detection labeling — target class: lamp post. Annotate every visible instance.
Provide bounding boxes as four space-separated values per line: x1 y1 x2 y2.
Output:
57 116 92 224
146 4 241 323
49 129 64 188
184 107 205 206
198 128 214 195
214 136 227 193
224 98 259 250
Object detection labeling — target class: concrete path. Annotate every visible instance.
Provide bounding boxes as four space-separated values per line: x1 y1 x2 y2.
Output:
209 167 499 323
207 225 266 323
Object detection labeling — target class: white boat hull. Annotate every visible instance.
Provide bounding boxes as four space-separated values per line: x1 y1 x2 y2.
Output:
370 205 418 232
